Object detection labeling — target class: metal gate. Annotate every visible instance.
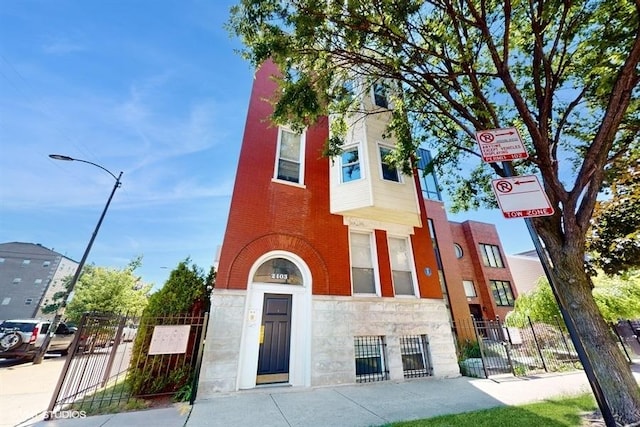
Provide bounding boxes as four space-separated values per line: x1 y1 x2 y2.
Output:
46 312 207 419
455 316 580 378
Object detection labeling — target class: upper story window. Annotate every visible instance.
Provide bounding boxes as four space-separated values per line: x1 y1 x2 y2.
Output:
480 244 504 268
417 148 442 201
454 244 464 259
43 261 51 267
24 298 33 305
341 146 361 183
350 231 377 295
379 146 400 182
388 237 416 296
339 79 355 103
490 280 515 306
462 280 477 297
275 128 304 184
12 278 21 284
373 82 389 109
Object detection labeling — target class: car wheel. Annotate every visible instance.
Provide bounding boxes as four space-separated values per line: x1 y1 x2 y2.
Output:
0 332 22 351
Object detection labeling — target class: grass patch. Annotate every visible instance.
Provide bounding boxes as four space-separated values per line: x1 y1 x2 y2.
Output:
66 381 149 416
389 394 596 427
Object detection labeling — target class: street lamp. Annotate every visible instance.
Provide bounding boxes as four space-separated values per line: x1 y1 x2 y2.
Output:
33 154 123 364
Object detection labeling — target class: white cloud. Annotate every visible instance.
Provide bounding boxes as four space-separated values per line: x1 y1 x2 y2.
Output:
42 38 86 55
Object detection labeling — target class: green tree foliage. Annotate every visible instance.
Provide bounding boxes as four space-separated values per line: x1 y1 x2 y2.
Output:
144 258 211 316
508 269 640 326
128 259 213 399
228 0 640 421
587 158 640 275
41 258 151 323
506 277 562 327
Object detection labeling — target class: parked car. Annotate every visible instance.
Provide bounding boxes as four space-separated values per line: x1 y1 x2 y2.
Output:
120 324 138 342
0 319 76 361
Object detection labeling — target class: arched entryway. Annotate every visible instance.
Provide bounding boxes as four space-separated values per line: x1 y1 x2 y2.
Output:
236 251 312 389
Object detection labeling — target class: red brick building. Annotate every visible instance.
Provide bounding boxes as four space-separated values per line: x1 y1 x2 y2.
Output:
198 61 517 394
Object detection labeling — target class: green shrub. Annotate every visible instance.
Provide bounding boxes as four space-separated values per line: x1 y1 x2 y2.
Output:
127 259 213 397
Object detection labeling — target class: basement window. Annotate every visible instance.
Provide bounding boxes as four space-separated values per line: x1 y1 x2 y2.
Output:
400 335 433 378
354 336 389 383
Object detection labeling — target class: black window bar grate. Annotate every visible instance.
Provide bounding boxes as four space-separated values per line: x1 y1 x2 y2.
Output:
354 336 389 383
400 335 433 378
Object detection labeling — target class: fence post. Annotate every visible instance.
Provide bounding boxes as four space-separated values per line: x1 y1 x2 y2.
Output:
496 316 515 375
101 314 126 387
528 316 548 373
554 316 574 362
611 323 632 363
46 313 89 418
189 312 209 405
471 316 489 378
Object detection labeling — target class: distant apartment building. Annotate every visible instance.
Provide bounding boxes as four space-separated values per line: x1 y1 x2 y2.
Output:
506 250 546 295
0 242 78 320
198 61 518 395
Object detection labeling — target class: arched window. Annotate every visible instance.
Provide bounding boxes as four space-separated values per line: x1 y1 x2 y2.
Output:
253 258 303 285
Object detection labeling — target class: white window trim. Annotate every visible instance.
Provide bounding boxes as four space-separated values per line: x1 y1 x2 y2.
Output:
340 142 364 184
272 126 306 187
387 235 419 298
462 280 477 298
349 230 381 297
377 143 404 184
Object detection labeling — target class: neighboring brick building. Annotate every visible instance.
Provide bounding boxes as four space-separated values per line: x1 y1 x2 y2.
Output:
198 61 517 395
0 242 78 320
507 250 545 295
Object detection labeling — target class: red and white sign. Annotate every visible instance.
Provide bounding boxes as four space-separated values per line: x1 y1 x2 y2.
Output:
476 127 528 162
491 175 554 219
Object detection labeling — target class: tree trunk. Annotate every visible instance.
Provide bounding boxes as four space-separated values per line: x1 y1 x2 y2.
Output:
547 244 640 425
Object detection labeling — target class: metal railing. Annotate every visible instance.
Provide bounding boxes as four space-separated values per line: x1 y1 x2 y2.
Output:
46 311 207 418
454 316 580 378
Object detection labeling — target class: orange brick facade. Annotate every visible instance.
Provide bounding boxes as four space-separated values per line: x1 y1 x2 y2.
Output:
216 59 516 331
216 60 444 300
200 60 522 393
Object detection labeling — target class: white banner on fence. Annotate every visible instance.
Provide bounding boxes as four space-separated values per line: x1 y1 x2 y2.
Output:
148 325 190 355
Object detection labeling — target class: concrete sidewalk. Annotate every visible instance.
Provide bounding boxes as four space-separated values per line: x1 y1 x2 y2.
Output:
189 371 595 427
22 364 640 427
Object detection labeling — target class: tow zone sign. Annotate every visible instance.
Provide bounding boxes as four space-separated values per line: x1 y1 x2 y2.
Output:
491 176 554 219
476 127 528 162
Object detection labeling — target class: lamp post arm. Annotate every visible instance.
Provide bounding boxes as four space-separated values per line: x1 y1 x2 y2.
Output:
71 159 120 182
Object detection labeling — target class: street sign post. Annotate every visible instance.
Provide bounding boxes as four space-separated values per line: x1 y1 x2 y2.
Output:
491 175 554 218
476 127 613 424
475 127 528 162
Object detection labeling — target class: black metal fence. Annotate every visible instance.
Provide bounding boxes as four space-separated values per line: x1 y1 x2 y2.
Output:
613 319 640 359
46 311 207 419
454 316 580 378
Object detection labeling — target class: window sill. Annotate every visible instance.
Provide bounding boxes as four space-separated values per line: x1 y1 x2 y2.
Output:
271 178 306 189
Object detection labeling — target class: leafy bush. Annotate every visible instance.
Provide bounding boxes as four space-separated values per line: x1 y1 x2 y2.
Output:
127 259 213 399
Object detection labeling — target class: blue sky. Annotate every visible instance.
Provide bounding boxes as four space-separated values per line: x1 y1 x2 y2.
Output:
0 1 531 290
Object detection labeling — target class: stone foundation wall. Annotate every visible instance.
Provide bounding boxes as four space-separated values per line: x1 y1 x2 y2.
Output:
311 296 460 386
197 289 246 396
198 291 460 397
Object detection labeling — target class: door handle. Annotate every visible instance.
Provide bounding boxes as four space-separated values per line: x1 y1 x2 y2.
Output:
259 325 265 344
